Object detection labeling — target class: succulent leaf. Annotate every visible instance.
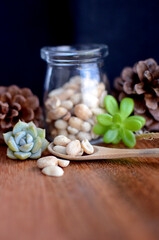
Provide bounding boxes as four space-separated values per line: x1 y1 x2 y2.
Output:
3 131 12 145
120 98 134 119
32 136 42 153
97 114 113 126
15 131 26 144
113 113 122 124
124 119 142 131
120 128 136 148
26 133 33 144
126 116 146 127
27 123 37 139
19 142 34 152
19 138 26 146
105 95 119 115
37 128 45 138
8 136 19 152
7 148 16 159
13 120 28 135
41 139 49 152
112 134 121 144
14 151 31 160
93 124 108 135
103 129 119 143
30 149 42 159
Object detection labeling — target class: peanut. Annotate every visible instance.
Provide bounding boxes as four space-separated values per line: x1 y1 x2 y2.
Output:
47 107 67 120
54 135 71 146
45 96 61 110
58 89 74 101
74 104 92 120
62 112 71 121
81 139 94 154
81 78 98 91
87 118 95 126
68 117 82 130
92 108 105 115
90 88 98 97
82 94 99 108
48 88 63 98
91 130 99 140
99 90 107 108
77 132 91 141
57 129 68 137
67 126 79 135
66 140 81 156
68 134 76 140
81 121 91 132
70 93 81 105
53 145 66 154
37 156 58 169
42 166 64 177
77 148 84 156
58 159 70 167
97 82 105 97
63 82 80 91
61 100 73 110
54 119 68 129
93 115 98 124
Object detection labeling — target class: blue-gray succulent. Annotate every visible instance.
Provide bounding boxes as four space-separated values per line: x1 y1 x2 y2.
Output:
3 120 49 160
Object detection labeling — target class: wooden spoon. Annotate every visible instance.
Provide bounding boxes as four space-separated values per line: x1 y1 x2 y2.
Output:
48 142 159 161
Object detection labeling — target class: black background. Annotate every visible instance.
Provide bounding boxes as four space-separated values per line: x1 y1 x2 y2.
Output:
0 0 159 100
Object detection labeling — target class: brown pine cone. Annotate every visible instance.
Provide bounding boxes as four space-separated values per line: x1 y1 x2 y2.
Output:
0 85 43 143
113 58 159 132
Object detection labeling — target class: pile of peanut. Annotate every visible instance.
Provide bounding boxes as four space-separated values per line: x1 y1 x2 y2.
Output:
37 155 70 177
45 75 107 141
53 135 94 156
37 135 94 177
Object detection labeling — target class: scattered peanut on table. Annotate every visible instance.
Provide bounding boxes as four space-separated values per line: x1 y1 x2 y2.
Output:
37 154 70 177
37 156 58 168
42 165 64 177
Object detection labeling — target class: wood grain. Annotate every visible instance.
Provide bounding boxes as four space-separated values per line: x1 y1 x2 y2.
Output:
0 140 159 240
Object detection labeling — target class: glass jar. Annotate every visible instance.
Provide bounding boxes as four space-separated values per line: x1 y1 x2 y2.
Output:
41 44 109 143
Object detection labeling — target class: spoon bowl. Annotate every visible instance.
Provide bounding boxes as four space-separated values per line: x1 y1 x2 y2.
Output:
48 142 159 161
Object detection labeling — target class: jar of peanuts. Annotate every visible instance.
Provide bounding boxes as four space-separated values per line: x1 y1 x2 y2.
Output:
41 44 109 143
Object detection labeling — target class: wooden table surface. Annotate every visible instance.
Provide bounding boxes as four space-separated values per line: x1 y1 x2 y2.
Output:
0 140 159 240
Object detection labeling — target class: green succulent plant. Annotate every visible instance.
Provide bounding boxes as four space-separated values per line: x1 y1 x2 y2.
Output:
93 95 146 148
3 120 49 160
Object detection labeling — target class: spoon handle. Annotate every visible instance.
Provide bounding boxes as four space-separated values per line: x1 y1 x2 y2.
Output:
48 142 159 161
97 146 159 159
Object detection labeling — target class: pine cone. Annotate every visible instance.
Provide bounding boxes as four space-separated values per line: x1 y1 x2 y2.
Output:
0 85 43 143
113 58 159 132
